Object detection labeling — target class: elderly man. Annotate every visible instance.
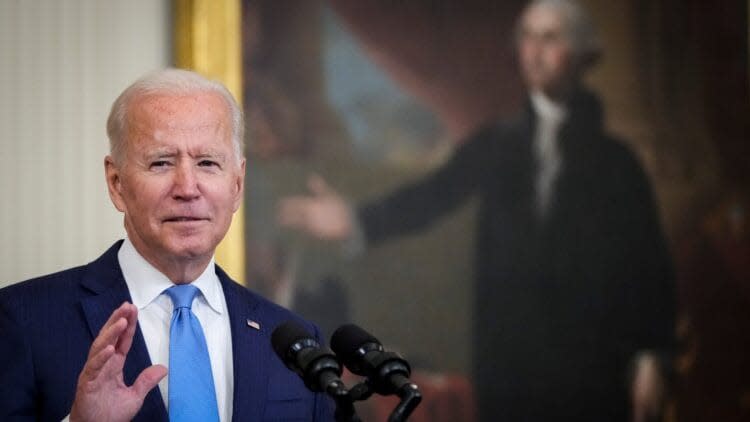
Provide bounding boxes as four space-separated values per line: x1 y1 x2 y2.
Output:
0 69 333 421
279 1 675 420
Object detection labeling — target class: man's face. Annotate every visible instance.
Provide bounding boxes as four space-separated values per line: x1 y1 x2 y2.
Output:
106 92 245 267
517 4 575 98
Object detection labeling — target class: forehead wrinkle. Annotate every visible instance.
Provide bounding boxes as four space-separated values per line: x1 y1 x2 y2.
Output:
130 92 230 129
121 92 235 164
143 146 178 159
135 118 226 139
193 147 226 158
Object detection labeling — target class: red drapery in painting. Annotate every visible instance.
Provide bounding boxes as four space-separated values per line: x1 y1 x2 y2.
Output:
328 0 527 141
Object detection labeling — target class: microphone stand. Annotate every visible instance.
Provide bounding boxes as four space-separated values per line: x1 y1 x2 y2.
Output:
339 378 421 422
327 382 361 422
388 381 422 422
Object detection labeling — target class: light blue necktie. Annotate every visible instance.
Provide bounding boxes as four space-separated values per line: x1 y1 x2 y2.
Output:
166 284 220 422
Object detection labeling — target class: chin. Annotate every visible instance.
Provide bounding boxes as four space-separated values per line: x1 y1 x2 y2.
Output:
165 238 216 261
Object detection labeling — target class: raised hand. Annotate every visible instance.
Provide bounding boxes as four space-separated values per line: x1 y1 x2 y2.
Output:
277 174 355 240
70 302 167 422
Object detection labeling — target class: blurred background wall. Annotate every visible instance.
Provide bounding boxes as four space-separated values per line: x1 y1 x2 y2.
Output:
0 0 170 285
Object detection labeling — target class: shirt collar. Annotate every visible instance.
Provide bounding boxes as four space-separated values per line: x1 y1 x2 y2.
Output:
118 237 224 315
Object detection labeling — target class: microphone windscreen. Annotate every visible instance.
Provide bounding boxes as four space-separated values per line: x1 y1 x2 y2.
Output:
271 321 314 360
330 323 380 360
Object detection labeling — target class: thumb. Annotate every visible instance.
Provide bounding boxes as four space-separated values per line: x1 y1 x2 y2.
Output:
307 174 332 196
132 364 168 399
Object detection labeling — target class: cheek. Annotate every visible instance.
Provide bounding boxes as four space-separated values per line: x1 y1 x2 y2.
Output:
546 45 572 72
519 43 537 67
124 180 167 214
204 180 240 209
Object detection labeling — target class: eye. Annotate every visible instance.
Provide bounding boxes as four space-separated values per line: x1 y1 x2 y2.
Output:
150 160 171 169
198 160 220 168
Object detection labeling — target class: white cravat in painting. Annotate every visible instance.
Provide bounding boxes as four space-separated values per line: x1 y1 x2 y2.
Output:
530 91 568 219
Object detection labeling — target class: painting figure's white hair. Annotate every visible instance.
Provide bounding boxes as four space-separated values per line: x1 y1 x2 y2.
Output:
521 0 602 68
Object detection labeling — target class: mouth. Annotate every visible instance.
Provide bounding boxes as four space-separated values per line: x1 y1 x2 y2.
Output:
163 216 209 223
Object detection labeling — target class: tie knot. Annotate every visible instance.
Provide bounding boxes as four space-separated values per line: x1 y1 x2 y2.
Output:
166 284 199 309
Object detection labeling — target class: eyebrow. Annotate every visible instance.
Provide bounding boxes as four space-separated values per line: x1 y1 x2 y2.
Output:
142 148 228 162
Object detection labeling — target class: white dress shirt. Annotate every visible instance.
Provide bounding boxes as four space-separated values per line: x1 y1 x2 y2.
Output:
118 238 234 422
530 91 568 219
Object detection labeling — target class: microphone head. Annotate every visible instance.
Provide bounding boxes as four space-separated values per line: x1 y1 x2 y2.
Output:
271 321 320 366
331 323 415 396
271 321 344 394
331 323 383 374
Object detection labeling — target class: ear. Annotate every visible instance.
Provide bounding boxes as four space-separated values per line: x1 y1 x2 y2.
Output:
232 158 246 213
105 155 127 213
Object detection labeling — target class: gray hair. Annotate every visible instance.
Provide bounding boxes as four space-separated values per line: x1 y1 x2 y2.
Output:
106 68 244 166
520 0 602 68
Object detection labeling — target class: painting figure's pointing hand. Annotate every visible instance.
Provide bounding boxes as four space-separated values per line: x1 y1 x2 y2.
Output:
277 174 355 241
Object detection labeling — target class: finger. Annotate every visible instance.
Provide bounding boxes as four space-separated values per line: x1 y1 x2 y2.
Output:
115 304 139 355
99 303 137 349
277 199 308 226
99 352 127 381
89 316 128 359
98 302 132 336
131 364 168 399
90 302 132 354
307 174 330 196
80 344 116 382
278 197 307 211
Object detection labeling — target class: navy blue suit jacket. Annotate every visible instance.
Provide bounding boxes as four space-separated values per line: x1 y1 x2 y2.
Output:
0 241 334 421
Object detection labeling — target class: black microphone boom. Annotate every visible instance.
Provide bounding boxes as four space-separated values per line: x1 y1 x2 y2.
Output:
271 321 346 397
331 324 422 421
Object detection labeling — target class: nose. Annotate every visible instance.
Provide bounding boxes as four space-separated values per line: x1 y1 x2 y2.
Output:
172 162 200 201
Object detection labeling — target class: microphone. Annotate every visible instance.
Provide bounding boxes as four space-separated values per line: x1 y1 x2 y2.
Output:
271 321 346 397
330 324 419 398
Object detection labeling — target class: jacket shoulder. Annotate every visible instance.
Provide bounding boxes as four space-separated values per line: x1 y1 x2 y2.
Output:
0 265 88 322
0 241 123 320
218 272 324 340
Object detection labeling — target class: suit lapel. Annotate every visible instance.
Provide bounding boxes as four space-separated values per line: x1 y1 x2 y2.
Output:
218 270 269 420
78 244 273 420
79 241 168 421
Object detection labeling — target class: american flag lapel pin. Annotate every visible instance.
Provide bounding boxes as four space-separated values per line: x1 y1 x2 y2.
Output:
246 319 261 330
